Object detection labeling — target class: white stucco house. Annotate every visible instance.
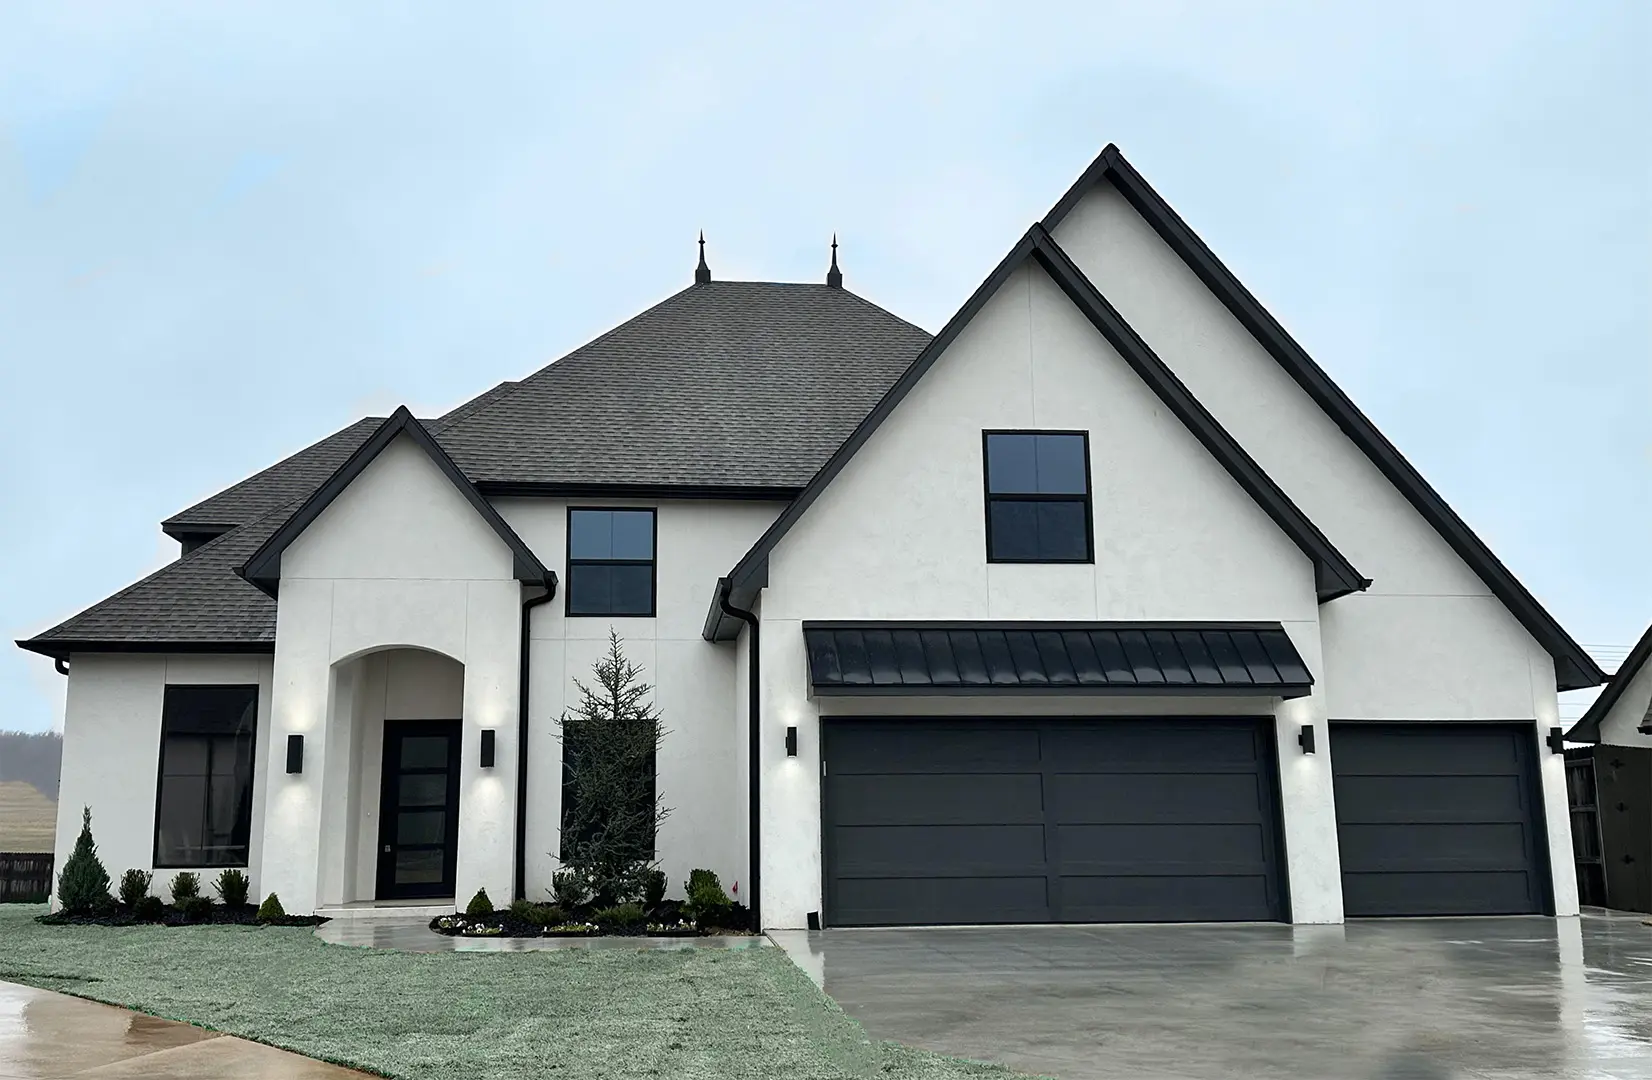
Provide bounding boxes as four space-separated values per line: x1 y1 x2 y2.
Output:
20 145 1605 928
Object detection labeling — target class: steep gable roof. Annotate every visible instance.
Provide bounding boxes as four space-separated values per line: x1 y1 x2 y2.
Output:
704 224 1367 640
1565 623 1652 743
1042 145 1604 692
239 407 551 596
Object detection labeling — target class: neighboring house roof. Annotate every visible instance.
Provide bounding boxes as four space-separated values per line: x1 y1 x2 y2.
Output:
1043 145 1604 692
802 621 1314 699
705 224 1368 640
240 407 553 596
1565 622 1652 743
18 510 286 658
437 280 933 490
0 781 57 852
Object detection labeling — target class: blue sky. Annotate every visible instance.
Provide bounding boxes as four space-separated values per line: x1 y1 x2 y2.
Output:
2 1 1647 732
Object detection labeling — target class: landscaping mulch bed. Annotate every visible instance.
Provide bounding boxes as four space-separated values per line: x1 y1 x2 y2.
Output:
432 898 755 939
38 904 327 929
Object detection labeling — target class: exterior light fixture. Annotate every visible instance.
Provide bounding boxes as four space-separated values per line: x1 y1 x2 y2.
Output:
286 734 304 774
785 726 798 757
1546 727 1566 754
480 729 497 768
1298 724 1316 754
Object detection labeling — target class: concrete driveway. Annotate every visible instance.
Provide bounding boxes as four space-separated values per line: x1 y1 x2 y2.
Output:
772 912 1652 1080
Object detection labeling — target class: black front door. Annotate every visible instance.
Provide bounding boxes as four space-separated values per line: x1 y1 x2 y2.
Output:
376 720 462 900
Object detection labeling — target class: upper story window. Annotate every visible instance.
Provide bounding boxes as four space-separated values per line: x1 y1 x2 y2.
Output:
154 685 258 868
567 508 656 616
983 431 1093 563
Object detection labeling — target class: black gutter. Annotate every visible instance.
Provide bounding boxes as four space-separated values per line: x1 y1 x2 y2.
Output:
717 578 761 930
514 576 558 902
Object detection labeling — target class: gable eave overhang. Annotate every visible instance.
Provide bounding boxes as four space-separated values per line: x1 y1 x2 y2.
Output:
1564 622 1652 743
1042 144 1603 692
238 406 553 597
701 225 1367 641
16 638 275 661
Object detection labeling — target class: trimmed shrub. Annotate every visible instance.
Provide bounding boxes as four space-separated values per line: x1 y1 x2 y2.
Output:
56 807 113 914
117 869 153 908
641 867 667 908
213 869 251 907
466 888 494 916
593 902 646 932
684 868 733 926
550 868 589 910
256 893 286 922
169 872 200 903
532 903 567 927
134 895 166 921
177 895 213 920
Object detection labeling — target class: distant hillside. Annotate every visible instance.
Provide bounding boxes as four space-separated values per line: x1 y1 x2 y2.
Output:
0 731 62 800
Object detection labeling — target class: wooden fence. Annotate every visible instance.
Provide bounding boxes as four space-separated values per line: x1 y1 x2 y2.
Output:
0 853 54 903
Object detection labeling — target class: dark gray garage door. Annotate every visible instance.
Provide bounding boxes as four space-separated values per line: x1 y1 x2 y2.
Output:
1331 723 1549 917
822 718 1286 926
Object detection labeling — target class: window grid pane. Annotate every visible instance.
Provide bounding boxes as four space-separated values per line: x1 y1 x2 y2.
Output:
567 508 656 616
155 687 257 868
985 432 1092 562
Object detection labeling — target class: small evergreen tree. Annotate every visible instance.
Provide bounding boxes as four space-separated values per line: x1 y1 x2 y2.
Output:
256 893 286 922
554 630 671 906
56 807 111 914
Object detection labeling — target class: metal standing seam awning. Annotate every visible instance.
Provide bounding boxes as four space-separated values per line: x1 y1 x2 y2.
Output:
802 622 1314 698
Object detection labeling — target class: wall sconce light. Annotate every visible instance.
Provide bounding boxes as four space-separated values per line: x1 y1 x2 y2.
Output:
286 734 304 774
1298 724 1316 754
785 726 798 757
1546 726 1566 754
480 729 497 768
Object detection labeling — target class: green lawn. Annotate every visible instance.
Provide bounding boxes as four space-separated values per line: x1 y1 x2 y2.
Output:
0 906 1017 1079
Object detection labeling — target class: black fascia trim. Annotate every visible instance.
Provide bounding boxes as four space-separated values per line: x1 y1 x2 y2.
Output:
563 506 658 618
1042 145 1602 690
161 523 236 543
702 228 1045 643
810 684 1313 700
1028 227 1368 601
1565 621 1652 743
478 481 801 501
981 429 1095 564
239 406 552 597
15 638 274 661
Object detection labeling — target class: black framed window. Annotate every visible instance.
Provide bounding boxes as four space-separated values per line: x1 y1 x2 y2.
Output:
566 508 656 616
983 431 1093 562
154 685 258 868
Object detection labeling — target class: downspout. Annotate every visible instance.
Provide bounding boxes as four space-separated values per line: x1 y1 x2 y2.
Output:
514 578 558 902
717 579 761 931
54 658 70 676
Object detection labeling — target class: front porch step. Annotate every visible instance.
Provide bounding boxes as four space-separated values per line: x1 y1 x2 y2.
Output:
316 901 456 922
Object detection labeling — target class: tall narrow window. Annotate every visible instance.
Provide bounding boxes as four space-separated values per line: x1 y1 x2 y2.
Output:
154 685 258 868
983 431 1093 562
566 508 656 616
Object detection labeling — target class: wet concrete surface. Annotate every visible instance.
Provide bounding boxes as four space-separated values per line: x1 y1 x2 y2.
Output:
775 911 1652 1080
0 981 371 1079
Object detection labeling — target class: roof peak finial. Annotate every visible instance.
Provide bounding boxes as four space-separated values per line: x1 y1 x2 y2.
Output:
825 232 842 288
695 230 711 284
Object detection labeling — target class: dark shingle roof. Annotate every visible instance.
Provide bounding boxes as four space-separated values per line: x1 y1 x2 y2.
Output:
162 418 384 535
20 281 929 653
438 282 932 487
19 510 287 657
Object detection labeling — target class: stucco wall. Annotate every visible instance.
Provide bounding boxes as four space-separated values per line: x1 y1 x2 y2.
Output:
266 433 522 912
494 498 779 903
1596 657 1652 748
53 653 274 908
1050 182 1574 914
757 262 1339 927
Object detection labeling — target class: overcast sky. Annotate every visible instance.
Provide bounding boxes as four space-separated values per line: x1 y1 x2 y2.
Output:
2 1 1647 733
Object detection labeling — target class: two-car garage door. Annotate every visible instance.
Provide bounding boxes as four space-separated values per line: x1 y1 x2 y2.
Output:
821 718 1550 927
822 718 1288 926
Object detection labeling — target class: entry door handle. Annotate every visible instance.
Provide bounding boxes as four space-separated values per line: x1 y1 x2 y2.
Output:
383 845 392 853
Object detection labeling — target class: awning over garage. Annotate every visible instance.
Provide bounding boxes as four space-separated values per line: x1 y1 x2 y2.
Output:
803 622 1314 698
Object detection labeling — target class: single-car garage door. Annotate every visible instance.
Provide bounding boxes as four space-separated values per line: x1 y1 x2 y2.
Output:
1331 723 1549 917
821 717 1286 926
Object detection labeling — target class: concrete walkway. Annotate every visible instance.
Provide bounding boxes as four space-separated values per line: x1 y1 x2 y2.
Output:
775 912 1652 1080
0 981 372 1079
